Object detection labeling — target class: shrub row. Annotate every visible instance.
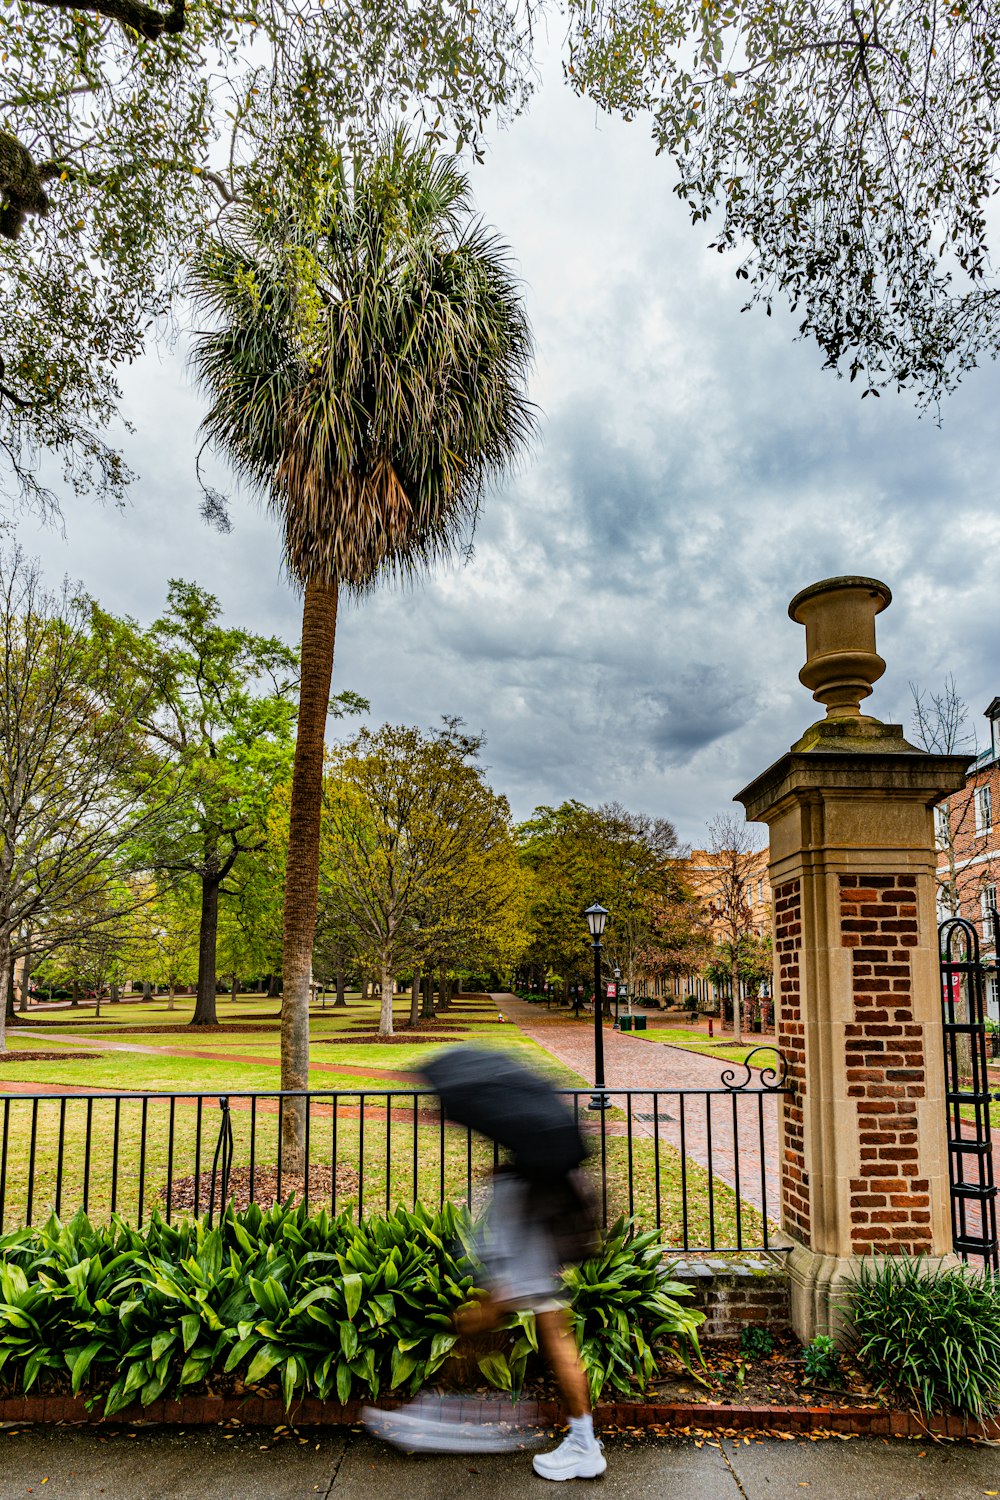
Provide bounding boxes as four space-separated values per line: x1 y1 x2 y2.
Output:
849 1255 1000 1422
0 1202 702 1416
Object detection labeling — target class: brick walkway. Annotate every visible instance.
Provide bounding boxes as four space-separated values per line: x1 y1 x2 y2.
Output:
496 994 782 1222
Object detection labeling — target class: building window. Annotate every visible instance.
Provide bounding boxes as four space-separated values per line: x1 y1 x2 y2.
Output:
935 804 950 847
975 785 993 834
758 878 764 901
982 884 998 942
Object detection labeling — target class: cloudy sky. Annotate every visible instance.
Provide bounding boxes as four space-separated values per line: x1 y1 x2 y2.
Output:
17 53 1000 847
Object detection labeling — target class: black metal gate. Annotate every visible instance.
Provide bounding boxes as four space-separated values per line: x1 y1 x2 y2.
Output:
939 916 999 1272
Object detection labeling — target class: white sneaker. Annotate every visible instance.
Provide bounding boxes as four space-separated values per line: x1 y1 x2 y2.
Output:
532 1432 607 1481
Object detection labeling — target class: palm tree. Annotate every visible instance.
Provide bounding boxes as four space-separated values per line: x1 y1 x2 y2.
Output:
188 130 534 1162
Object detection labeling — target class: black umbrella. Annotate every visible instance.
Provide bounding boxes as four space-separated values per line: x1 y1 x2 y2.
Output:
422 1045 587 1182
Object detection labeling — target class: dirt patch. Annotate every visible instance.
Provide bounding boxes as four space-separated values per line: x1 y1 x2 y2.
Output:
29 1023 282 1037
161 1162 361 1213
314 1034 461 1046
645 1331 879 1410
0 1050 102 1062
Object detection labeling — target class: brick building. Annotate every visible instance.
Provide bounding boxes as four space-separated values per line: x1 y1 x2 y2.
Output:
935 696 1000 1022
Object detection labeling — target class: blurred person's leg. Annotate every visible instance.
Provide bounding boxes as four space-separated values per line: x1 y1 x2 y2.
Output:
535 1308 588 1419
531 1306 605 1480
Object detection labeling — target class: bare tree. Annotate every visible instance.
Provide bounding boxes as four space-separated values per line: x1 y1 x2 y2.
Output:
910 677 997 921
0 550 170 1051
702 814 767 1046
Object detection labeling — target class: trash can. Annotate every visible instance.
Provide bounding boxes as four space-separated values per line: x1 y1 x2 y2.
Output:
634 1016 647 1031
619 1015 633 1031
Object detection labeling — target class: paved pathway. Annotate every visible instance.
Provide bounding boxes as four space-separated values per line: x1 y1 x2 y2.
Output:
0 1426 996 1500
496 995 782 1222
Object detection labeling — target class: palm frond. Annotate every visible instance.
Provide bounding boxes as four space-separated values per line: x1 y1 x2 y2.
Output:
188 126 536 590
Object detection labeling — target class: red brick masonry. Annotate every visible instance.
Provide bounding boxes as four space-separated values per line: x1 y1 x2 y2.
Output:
840 875 933 1256
774 880 808 1241
0 1392 995 1440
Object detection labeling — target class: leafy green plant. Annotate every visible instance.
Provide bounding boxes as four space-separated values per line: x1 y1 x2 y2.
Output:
0 1202 699 1415
739 1324 775 1360
849 1256 1000 1421
803 1333 841 1388
562 1217 703 1404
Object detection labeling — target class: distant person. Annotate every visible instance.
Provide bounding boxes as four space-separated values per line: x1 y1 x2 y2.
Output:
364 1046 605 1481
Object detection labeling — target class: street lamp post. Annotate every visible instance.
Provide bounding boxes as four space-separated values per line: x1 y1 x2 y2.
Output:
614 967 621 1025
584 903 609 1110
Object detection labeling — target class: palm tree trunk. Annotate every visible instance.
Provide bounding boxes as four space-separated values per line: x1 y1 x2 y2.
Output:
281 577 339 1169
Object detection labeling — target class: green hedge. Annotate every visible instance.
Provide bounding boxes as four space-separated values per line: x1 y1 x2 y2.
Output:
0 1201 702 1415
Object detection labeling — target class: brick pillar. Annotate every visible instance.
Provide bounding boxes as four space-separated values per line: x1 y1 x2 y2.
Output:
736 577 970 1340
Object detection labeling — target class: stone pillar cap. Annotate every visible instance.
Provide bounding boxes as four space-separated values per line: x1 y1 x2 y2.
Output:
789 575 893 720
788 576 892 623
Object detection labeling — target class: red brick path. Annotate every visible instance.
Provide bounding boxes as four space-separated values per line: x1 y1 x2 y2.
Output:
496 994 781 1221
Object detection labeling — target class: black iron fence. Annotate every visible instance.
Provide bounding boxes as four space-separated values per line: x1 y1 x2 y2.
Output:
0 1063 788 1254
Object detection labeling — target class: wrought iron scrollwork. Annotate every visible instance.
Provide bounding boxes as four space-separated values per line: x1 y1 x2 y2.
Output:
721 1046 789 1092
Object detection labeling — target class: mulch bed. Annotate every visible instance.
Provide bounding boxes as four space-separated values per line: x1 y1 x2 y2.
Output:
0 1051 102 1063
160 1163 361 1213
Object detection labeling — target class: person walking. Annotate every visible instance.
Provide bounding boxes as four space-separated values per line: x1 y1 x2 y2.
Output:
364 1046 606 1481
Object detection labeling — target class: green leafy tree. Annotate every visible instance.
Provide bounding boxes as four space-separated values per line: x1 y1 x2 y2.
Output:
1 0 537 509
98 580 298 1025
320 722 522 1035
564 0 1000 401
188 131 534 1153
0 548 169 1053
517 799 695 1010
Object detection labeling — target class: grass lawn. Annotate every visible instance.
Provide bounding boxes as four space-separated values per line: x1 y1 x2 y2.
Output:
633 1026 782 1077
4 991 582 1093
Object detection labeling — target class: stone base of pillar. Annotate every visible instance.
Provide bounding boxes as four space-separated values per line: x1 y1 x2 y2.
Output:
784 1237 963 1345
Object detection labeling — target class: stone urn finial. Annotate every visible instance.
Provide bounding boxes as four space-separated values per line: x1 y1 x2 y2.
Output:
788 576 892 719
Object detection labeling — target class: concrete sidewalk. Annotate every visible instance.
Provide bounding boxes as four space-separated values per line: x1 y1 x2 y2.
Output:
0 1426 997 1500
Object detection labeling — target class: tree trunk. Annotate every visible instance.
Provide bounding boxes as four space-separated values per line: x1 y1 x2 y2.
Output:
191 870 221 1025
268 973 281 998
454 974 462 996
421 971 434 1019
18 935 32 1012
409 967 421 1029
379 957 394 1036
731 956 743 1045
110 983 120 1003
4 961 14 1025
167 980 175 1012
0 931 12 1052
71 978 79 1008
142 980 152 1000
281 577 339 1169
334 956 346 1007
437 962 448 1014
230 970 237 1002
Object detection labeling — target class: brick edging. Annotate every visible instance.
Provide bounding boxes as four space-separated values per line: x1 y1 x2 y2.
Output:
0 1393 995 1440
